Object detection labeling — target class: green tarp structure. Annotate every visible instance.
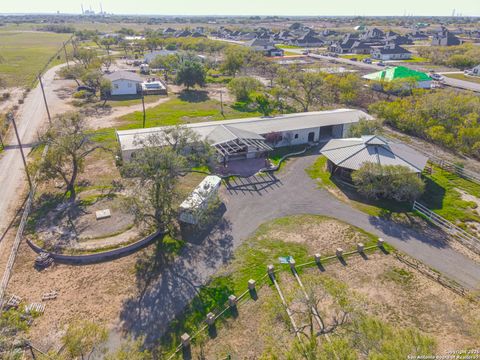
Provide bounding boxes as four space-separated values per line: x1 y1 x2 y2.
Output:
362 66 431 82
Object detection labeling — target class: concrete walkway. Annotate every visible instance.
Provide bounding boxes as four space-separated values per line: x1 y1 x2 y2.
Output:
119 153 480 345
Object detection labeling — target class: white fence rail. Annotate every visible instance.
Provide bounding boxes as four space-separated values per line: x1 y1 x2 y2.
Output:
413 201 480 255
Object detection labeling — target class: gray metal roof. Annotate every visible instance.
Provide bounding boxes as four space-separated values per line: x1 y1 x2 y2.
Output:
104 71 143 83
116 109 372 152
207 125 265 145
321 135 428 173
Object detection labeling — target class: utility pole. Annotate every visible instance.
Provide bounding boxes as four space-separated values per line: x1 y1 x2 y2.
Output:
142 94 146 128
0 133 4 150
63 41 70 68
220 90 224 116
38 74 52 125
9 113 32 190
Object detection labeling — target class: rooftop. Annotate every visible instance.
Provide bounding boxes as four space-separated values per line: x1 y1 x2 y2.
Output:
104 71 143 83
362 66 431 82
321 135 428 173
116 109 373 152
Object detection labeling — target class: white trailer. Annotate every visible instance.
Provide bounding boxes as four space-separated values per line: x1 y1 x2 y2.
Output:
179 175 222 225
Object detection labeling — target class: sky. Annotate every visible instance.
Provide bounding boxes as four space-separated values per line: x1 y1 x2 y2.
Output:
0 0 479 17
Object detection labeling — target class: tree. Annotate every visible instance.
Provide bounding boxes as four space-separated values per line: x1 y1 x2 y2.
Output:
61 320 108 360
99 79 112 103
149 54 180 81
227 76 263 102
175 60 206 90
347 118 383 137
80 69 104 95
254 93 274 116
39 112 102 202
58 64 86 86
123 126 213 233
73 48 97 68
276 68 327 112
220 46 249 77
352 163 425 202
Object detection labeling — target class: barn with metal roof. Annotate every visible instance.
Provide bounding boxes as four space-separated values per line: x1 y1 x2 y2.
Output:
321 135 428 178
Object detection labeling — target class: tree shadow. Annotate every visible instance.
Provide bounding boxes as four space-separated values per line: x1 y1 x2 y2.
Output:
119 212 235 351
178 90 209 103
419 177 447 211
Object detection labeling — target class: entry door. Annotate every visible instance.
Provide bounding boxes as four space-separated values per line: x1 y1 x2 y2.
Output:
308 132 315 142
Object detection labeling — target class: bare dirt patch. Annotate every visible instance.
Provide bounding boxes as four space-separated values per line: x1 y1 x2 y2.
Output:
6 238 140 351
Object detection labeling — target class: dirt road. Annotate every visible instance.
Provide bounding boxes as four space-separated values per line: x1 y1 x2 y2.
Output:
0 64 71 262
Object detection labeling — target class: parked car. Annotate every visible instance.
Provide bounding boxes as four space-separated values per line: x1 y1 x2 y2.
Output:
350 57 358 61
362 58 372 64
77 86 95 93
429 73 444 81
302 50 309 55
377 61 386 67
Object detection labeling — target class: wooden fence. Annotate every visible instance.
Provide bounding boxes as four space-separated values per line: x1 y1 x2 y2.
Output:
412 201 480 255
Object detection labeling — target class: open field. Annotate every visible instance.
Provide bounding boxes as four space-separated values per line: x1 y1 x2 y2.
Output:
159 215 480 358
0 31 70 87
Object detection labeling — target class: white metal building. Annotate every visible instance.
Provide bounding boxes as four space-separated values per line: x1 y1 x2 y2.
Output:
104 71 143 96
116 109 373 162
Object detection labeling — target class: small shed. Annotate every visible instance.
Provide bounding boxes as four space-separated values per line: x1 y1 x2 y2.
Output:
321 135 428 180
179 176 222 225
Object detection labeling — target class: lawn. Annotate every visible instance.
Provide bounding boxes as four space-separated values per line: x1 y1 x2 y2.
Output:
444 73 480 85
106 94 163 108
0 31 70 87
117 92 261 130
340 54 371 61
401 56 430 63
420 165 480 225
275 44 302 49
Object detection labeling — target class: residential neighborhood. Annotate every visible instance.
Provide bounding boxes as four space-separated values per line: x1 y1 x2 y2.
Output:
0 1 480 359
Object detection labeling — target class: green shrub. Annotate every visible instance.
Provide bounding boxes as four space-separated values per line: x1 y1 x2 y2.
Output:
352 163 425 202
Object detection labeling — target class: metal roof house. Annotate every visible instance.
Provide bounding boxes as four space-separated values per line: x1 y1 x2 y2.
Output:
116 109 373 162
321 135 428 179
371 44 412 61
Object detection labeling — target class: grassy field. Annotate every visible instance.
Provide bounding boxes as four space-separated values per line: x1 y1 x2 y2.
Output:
0 31 70 87
339 54 371 61
106 94 163 108
162 215 479 358
444 73 480 84
117 92 261 130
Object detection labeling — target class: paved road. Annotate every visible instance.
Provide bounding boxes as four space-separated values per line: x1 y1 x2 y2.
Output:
288 49 480 93
119 153 480 345
0 65 65 252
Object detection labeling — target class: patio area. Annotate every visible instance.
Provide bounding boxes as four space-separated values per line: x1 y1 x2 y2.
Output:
215 157 271 177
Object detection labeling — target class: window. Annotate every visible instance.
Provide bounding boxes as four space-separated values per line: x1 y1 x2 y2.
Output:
127 82 132 87
278 135 283 141
294 134 299 139
114 84 119 89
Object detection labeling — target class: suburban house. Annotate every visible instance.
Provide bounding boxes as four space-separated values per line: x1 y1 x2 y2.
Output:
245 38 284 57
431 27 462 46
104 71 143 96
321 135 428 180
371 44 412 60
362 66 432 89
360 27 385 40
116 109 373 162
293 30 324 47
